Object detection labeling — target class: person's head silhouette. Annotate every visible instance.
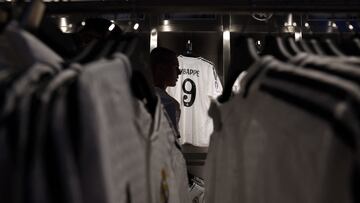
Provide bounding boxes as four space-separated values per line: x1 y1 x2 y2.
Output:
150 47 181 90
150 47 181 133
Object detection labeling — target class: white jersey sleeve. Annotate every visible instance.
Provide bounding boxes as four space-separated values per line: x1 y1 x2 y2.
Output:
166 55 223 147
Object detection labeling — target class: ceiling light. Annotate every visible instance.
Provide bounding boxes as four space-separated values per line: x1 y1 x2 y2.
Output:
60 17 67 27
223 30 230 41
108 23 115 31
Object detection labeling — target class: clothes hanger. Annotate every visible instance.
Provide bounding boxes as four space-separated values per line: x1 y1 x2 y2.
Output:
184 39 192 56
261 18 292 61
93 32 136 61
287 37 303 54
217 35 259 103
104 32 157 116
324 38 346 56
353 38 360 50
301 32 325 55
313 32 346 56
297 15 319 55
295 54 360 87
19 0 45 32
337 31 360 56
281 35 297 56
182 39 198 57
309 39 326 55
336 34 360 56
72 16 157 116
308 34 335 56
287 37 303 55
92 23 125 60
93 31 123 61
261 34 292 61
125 34 158 116
94 39 117 60
297 39 315 54
69 19 122 64
275 35 293 59
69 39 104 64
72 29 158 116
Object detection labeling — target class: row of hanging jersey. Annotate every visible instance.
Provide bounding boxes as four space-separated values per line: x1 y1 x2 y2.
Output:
0 21 190 203
205 35 360 203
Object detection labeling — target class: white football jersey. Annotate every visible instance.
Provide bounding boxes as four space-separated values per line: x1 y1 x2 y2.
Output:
167 55 223 147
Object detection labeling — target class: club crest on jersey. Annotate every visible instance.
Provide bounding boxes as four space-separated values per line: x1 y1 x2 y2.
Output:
180 69 200 77
160 169 169 203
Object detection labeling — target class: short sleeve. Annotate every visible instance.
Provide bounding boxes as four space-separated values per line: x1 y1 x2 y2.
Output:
207 63 223 98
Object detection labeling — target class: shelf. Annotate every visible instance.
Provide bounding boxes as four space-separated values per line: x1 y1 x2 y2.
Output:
1 1 360 14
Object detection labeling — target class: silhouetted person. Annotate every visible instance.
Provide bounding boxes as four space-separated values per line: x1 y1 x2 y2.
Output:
150 47 181 133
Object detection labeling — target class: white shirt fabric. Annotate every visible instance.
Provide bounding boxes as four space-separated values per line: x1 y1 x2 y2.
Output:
0 21 63 70
137 94 190 203
204 99 224 203
204 57 358 203
167 55 223 147
0 21 63 203
77 53 148 203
